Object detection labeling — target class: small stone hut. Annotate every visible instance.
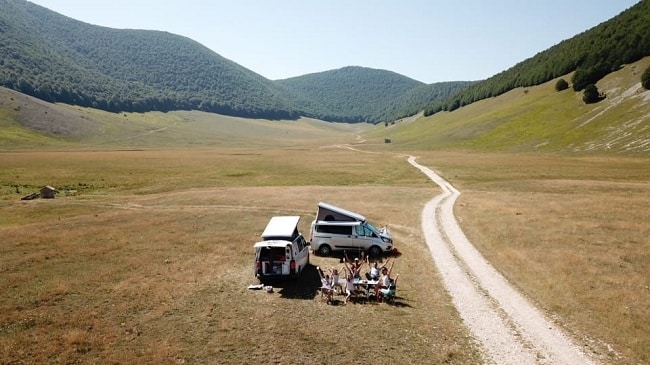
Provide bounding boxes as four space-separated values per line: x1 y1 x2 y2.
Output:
40 185 58 199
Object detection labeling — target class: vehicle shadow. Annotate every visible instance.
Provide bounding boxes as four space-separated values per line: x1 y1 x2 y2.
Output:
271 264 322 300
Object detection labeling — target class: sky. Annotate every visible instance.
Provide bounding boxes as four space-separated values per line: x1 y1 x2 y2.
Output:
28 0 640 84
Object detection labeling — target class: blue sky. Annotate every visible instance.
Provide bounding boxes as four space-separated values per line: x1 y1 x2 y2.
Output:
29 0 640 83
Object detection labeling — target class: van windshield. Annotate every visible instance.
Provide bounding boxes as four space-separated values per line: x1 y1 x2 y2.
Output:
357 223 379 238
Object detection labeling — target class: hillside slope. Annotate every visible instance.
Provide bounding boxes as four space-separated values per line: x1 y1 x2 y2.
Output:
426 0 650 114
0 85 366 150
374 57 650 155
0 0 300 119
0 0 469 123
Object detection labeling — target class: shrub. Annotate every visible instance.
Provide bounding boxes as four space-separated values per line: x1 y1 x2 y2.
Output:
642 65 650 90
555 78 569 91
583 84 605 104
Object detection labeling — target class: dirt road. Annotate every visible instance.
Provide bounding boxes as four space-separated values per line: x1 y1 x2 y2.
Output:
409 156 596 365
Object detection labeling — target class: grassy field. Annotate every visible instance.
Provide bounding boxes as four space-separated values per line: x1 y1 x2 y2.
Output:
1 64 649 363
371 57 650 155
0 147 484 364
414 151 650 364
2 145 648 364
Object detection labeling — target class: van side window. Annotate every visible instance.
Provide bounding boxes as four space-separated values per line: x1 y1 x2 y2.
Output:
297 236 307 250
317 225 352 235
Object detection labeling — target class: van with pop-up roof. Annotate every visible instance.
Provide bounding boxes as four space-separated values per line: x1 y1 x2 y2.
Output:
309 202 393 257
254 216 310 282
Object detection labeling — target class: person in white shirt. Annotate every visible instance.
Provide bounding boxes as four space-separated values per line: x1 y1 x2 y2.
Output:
366 258 391 281
329 267 342 295
317 266 333 303
373 261 395 300
344 271 356 304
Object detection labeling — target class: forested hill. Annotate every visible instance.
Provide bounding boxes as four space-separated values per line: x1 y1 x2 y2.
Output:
277 67 474 123
0 0 469 123
426 0 650 115
0 0 299 119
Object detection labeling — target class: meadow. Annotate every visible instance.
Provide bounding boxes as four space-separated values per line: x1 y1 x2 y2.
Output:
0 146 484 364
1 112 648 363
418 151 650 364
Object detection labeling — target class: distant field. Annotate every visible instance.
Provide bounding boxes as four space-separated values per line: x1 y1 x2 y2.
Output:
0 147 484 364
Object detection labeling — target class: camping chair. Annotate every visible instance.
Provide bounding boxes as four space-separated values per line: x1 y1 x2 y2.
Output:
320 285 334 303
379 282 396 303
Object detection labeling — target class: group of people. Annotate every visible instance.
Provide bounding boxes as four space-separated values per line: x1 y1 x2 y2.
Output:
317 251 399 304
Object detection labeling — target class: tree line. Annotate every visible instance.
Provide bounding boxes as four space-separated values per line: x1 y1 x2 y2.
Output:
425 0 650 115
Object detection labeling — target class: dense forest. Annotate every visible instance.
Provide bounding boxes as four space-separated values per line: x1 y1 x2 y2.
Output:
425 0 650 115
276 67 473 123
0 0 467 123
0 0 299 120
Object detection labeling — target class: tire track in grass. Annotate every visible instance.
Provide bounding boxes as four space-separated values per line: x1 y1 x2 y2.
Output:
409 156 595 365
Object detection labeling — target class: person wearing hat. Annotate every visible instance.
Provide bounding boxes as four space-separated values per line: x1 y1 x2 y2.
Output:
344 251 364 280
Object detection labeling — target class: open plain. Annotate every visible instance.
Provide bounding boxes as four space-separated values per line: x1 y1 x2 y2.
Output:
1 114 649 364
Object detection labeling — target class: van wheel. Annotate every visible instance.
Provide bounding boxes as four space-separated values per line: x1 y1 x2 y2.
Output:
368 245 382 258
317 245 332 257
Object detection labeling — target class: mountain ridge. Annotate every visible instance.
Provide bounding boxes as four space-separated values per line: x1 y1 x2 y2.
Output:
0 0 466 123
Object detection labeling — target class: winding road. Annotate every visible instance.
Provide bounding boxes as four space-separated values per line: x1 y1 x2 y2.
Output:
409 156 596 365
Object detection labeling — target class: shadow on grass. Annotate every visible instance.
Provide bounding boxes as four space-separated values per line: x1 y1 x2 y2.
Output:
385 296 412 308
262 264 321 300
263 262 412 308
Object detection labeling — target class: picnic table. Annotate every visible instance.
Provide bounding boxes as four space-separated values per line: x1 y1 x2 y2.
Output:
337 278 379 301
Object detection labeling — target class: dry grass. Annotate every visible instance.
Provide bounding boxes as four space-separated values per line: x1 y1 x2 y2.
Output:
2 142 648 363
416 151 650 364
0 148 481 364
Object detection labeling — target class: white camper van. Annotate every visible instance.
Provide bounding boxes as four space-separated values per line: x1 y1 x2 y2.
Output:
254 216 310 281
309 202 393 257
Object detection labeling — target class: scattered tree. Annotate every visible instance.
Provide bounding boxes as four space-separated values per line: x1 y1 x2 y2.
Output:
642 65 650 90
583 84 605 104
555 78 569 91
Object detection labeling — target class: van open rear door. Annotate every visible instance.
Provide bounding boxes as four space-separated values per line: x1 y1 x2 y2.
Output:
255 244 290 277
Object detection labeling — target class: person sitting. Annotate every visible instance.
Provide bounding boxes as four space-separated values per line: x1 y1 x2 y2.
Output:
344 251 364 280
365 258 390 281
329 267 342 295
373 261 395 300
344 271 356 304
378 274 399 302
317 266 333 303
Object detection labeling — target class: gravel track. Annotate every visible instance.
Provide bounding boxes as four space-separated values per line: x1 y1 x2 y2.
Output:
409 156 596 365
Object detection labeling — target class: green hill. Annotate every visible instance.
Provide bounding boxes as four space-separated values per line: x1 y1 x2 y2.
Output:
0 0 300 120
0 0 469 123
373 57 650 155
426 0 650 114
276 67 472 123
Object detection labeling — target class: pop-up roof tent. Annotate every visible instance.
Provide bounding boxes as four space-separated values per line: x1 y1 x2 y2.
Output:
261 216 301 241
316 202 366 222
